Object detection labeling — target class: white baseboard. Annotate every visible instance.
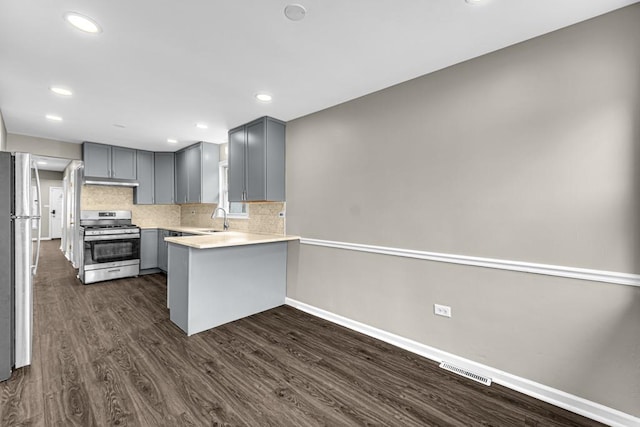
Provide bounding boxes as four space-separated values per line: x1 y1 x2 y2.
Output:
285 297 640 427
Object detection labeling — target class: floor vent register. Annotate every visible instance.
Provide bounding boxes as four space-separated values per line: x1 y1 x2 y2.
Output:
439 362 492 386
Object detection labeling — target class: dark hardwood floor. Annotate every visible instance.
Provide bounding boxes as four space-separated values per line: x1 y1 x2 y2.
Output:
0 240 604 426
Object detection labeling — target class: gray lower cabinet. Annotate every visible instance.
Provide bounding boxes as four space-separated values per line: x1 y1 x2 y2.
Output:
140 229 158 270
154 152 175 204
83 142 137 180
175 142 219 204
134 150 154 204
157 229 170 272
228 116 285 202
158 229 183 272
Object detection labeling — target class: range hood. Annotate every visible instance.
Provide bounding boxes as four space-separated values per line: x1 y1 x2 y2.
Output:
83 176 139 187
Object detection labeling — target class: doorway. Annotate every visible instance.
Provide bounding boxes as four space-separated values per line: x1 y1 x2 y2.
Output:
49 187 63 239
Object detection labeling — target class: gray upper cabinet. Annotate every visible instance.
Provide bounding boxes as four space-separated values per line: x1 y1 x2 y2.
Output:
134 150 154 204
175 149 188 204
186 145 202 203
175 142 219 204
228 126 246 203
154 152 175 204
111 146 137 179
228 116 285 202
83 142 111 178
83 142 137 180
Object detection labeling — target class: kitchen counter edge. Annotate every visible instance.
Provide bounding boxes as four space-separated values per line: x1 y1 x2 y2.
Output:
164 231 300 249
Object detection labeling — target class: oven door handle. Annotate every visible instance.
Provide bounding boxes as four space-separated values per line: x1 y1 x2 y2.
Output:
84 233 141 241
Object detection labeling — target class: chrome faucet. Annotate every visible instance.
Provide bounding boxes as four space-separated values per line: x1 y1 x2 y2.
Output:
211 207 229 231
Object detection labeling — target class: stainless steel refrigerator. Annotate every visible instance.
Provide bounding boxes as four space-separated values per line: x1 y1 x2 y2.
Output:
0 152 42 381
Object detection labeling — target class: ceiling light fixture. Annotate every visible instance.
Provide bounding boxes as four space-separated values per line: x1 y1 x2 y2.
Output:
113 123 126 128
167 138 178 143
64 12 102 33
45 114 63 122
284 4 306 21
196 123 208 129
50 86 73 96
465 0 483 4
255 93 273 102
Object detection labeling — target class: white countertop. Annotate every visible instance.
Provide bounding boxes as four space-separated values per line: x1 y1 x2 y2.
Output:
164 231 299 249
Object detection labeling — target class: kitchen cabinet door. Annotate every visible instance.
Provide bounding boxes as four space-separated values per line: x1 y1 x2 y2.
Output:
246 119 266 201
228 126 246 202
134 150 154 204
174 142 219 204
175 149 188 204
140 229 158 270
186 144 202 203
228 116 285 202
111 147 137 180
157 229 169 272
201 142 219 204
83 142 111 178
154 152 175 204
264 118 286 201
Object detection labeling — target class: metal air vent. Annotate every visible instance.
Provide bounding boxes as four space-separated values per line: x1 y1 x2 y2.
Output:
439 362 492 386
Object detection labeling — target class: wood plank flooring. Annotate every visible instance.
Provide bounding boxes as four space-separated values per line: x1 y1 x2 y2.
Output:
0 240 605 426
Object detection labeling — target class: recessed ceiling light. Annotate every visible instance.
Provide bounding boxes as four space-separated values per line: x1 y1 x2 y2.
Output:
45 114 63 122
50 86 73 96
64 12 102 33
167 138 178 143
256 93 273 102
284 4 306 21
196 123 208 129
113 123 126 128
465 0 483 4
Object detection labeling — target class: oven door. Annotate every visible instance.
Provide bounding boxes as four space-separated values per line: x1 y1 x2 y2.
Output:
83 233 140 270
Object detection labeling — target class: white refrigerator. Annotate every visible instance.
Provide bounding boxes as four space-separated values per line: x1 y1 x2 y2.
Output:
0 152 42 381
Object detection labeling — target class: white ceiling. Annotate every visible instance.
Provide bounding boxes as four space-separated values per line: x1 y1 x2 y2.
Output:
1 1 637 152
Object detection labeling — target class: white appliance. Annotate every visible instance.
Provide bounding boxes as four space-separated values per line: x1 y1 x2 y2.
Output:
0 152 42 381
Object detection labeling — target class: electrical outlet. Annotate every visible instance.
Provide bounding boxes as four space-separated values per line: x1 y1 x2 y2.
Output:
434 304 452 318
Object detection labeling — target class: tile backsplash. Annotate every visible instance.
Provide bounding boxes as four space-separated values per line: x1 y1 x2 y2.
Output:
81 185 285 234
81 185 181 227
180 202 285 235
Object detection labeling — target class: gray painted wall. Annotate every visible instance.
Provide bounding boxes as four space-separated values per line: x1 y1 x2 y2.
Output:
286 4 640 418
7 133 81 160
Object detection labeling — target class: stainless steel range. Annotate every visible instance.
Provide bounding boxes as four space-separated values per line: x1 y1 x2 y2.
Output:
79 210 140 284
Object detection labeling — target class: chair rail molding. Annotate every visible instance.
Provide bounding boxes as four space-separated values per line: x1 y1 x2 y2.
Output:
299 238 640 287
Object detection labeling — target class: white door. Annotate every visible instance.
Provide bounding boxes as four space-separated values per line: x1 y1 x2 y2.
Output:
49 187 64 239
